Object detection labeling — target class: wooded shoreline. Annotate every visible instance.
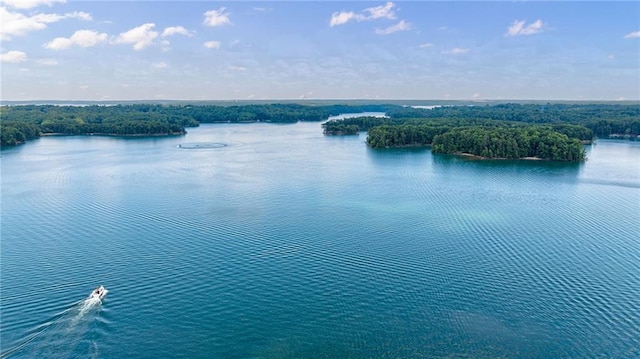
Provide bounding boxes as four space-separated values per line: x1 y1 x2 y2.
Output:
2 102 638 162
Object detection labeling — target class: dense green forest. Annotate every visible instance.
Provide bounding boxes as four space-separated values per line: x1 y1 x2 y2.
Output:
324 103 639 139
0 121 40 146
364 123 588 161
431 127 586 161
0 103 392 146
385 103 640 137
322 116 596 140
1 103 638 161
0 104 197 146
322 103 638 161
323 116 393 135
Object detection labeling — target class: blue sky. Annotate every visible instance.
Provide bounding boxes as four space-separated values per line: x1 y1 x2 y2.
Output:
1 1 639 101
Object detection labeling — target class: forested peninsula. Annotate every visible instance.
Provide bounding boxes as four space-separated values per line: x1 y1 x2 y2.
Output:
1 102 638 162
0 103 394 146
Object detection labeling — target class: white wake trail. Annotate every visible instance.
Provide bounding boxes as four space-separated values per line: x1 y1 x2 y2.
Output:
1 289 108 358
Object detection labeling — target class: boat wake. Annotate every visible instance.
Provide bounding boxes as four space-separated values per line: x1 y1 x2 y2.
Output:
1 288 108 359
68 290 107 330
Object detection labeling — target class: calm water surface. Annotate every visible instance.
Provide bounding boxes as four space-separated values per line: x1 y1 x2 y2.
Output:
1 121 639 358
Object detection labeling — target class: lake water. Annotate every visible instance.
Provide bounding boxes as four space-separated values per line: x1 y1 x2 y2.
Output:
1 121 639 358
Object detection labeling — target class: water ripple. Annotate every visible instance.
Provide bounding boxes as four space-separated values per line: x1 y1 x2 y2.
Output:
2 128 639 358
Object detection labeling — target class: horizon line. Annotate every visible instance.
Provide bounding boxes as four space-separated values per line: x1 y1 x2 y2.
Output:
2 99 638 103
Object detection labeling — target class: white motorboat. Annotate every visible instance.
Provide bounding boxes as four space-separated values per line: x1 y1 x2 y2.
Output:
89 285 108 301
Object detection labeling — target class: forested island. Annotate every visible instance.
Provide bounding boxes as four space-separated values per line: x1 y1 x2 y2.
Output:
1 102 638 161
323 103 639 161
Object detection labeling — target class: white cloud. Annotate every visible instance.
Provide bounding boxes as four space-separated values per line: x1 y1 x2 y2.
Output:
329 11 363 27
37 58 57 65
39 11 91 21
43 37 71 48
624 30 640 39
0 0 65 9
375 20 411 35
114 23 158 50
0 7 45 39
419 43 434 48
608 54 616 60
1 7 91 40
299 91 313 99
162 26 194 37
203 7 230 27
330 1 398 27
442 47 469 55
28 11 90 24
229 66 246 71
159 26 193 50
44 29 107 49
203 40 221 49
506 19 545 36
472 92 481 99
0 50 28 63
364 2 396 20
153 62 168 69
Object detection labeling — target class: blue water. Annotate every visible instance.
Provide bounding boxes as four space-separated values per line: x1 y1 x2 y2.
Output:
1 122 639 358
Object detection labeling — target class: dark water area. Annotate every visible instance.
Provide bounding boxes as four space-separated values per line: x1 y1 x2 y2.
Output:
1 122 639 358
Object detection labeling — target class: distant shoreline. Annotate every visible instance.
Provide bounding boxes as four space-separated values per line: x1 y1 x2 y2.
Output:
40 132 185 137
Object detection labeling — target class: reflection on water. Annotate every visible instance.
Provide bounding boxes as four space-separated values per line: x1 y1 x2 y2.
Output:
431 152 582 176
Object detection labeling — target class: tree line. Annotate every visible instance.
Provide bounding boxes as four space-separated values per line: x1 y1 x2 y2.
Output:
0 105 198 146
364 123 587 161
0 103 395 146
431 127 585 161
2 103 637 153
322 103 638 161
384 103 639 139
